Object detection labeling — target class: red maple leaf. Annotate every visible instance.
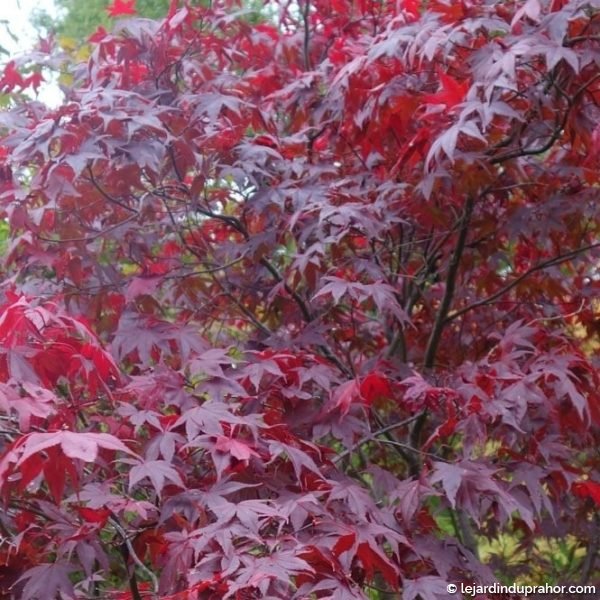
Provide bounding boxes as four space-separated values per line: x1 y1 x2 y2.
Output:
106 0 137 18
327 379 360 417
572 480 600 506
0 61 24 92
425 71 469 109
24 72 44 92
359 372 392 405
88 26 109 43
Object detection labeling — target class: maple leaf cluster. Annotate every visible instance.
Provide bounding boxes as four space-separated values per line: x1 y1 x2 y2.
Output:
0 0 599 598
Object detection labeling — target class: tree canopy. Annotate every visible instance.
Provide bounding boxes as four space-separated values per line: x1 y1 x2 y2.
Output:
0 0 599 598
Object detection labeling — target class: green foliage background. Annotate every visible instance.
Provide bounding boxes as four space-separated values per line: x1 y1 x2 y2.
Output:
33 0 262 45
33 0 172 40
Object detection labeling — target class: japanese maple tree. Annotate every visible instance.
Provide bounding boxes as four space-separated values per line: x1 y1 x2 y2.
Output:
0 0 599 598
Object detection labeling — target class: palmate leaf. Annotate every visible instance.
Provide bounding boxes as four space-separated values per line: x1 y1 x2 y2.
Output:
129 459 185 496
18 563 76 600
15 431 136 465
403 576 451 600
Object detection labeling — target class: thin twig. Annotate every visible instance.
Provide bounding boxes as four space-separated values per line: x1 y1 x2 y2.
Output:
490 73 600 164
445 241 600 324
257 256 352 376
386 225 456 360
333 413 424 464
302 0 311 70
565 34 600 46
110 517 159 599
160 159 351 375
37 213 139 244
86 165 138 214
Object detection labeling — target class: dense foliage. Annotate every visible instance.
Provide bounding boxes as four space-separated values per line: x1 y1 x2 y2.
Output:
0 0 599 597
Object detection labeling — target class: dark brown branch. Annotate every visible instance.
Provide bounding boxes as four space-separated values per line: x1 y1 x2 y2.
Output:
160 163 351 376
490 73 600 164
490 111 566 165
333 413 423 464
258 257 313 322
580 514 599 589
445 241 600 325
565 34 600 46
37 213 139 244
302 0 311 70
110 517 158 600
86 165 138 214
164 255 247 277
457 510 479 558
386 227 454 360
423 196 474 369
218 277 273 337
256 249 352 376
167 143 184 182
406 197 474 477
